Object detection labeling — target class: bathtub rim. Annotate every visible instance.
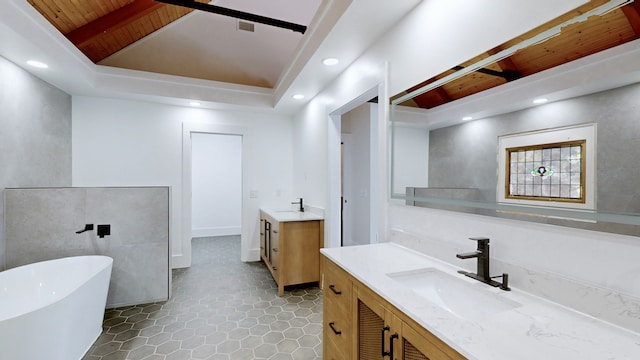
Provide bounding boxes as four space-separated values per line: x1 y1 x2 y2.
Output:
0 255 113 322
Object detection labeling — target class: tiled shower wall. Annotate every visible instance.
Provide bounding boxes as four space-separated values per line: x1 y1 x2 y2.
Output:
4 187 170 308
0 55 72 269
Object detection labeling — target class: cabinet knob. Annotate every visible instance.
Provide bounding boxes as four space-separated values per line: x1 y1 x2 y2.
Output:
273 230 278 234
272 248 278 252
272 266 277 271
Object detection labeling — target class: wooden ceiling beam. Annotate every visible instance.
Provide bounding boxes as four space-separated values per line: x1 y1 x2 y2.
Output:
403 77 452 109
487 48 524 78
65 0 166 47
434 87 452 103
621 2 640 36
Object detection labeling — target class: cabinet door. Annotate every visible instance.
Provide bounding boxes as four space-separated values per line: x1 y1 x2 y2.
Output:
400 323 452 360
356 285 401 360
281 221 320 285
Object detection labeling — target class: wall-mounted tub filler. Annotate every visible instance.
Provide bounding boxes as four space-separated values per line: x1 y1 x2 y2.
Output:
456 237 510 291
75 224 94 234
75 224 111 238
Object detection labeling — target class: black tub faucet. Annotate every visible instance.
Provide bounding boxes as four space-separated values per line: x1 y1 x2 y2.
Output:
456 237 510 290
75 224 94 234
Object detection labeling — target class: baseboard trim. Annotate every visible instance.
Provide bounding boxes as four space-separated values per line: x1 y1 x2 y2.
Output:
192 226 241 238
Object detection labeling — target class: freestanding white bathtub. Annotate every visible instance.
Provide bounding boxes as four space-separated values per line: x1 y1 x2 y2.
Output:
0 255 113 360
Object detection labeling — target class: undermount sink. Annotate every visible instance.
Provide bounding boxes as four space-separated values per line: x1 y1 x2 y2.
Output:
386 268 521 321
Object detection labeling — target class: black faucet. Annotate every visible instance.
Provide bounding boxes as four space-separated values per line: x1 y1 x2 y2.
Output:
291 198 304 212
75 224 94 234
456 237 510 291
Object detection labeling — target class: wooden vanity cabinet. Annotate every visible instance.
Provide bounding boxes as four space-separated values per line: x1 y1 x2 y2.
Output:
322 255 467 360
260 211 323 296
323 256 354 359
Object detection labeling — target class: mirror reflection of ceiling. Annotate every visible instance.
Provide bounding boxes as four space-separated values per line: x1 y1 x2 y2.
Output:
27 0 323 88
393 0 640 109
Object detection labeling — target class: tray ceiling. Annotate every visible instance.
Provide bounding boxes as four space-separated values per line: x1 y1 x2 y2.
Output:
27 0 323 88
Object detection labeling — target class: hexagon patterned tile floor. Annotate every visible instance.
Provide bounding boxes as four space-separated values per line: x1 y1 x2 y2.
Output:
82 236 323 360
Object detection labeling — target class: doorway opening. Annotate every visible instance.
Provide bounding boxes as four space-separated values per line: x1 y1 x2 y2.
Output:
329 86 384 248
191 133 242 239
181 122 248 268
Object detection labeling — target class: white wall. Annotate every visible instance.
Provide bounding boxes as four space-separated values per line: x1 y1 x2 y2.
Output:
191 133 242 238
72 96 293 267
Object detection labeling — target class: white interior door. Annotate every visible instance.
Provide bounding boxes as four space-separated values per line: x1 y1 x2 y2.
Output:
341 103 374 246
341 134 353 246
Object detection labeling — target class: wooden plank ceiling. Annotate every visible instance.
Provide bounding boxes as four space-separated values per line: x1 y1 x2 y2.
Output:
28 0 206 63
394 1 640 109
28 1 640 102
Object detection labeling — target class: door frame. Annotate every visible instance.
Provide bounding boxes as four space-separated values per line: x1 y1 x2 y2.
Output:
327 82 387 248
178 121 248 268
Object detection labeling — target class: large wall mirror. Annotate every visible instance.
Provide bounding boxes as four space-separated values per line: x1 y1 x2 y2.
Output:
390 0 640 236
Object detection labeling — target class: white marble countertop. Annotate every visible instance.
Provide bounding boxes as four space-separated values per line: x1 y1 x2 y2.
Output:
261 208 323 222
321 243 640 360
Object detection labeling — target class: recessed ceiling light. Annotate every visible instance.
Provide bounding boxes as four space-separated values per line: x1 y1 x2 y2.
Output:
292 94 305 100
533 98 548 104
189 101 201 107
322 58 339 66
27 60 48 69
462 116 473 121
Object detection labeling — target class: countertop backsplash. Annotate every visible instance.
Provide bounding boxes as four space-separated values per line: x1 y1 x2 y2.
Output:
388 204 640 334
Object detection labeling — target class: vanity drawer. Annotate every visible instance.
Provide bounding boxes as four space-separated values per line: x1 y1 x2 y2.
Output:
324 310 352 358
323 256 353 356
324 329 348 360
323 257 352 313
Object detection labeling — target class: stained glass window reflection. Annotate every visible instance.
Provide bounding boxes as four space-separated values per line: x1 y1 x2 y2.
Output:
506 140 585 203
